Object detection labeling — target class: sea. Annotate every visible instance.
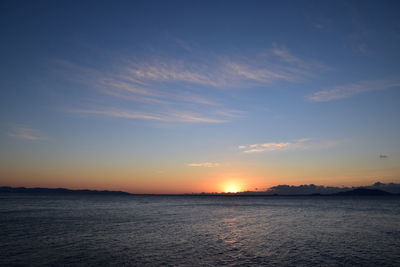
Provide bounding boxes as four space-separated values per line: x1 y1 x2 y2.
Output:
1 194 400 266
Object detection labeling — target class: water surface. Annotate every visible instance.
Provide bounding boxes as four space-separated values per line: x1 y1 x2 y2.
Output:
1 194 400 266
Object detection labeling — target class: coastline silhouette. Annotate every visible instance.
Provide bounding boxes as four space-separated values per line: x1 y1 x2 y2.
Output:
2 181 399 196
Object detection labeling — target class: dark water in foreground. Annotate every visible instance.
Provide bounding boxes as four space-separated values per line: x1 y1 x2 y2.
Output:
1 194 400 266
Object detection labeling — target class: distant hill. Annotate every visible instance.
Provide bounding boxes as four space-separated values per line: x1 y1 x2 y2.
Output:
2 182 400 196
364 182 400 194
260 181 400 195
264 184 344 195
331 188 393 196
0 186 131 195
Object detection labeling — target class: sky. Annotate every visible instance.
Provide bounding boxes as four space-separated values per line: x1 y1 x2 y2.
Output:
1 0 400 193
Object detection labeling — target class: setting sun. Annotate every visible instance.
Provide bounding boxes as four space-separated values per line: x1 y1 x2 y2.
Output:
223 182 243 193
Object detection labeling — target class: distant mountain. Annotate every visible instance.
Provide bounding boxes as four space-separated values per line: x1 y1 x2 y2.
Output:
0 186 131 195
332 188 393 196
364 182 400 194
2 182 400 196
261 181 400 195
264 184 345 195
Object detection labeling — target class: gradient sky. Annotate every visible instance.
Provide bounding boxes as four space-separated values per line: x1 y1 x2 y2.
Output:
1 0 400 193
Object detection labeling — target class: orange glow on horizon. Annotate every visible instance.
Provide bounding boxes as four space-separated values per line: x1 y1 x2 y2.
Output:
221 180 245 193
3 164 399 194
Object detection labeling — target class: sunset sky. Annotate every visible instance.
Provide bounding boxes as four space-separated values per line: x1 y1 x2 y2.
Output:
1 0 400 193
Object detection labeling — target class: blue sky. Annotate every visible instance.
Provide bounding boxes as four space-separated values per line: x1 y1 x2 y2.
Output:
1 0 400 193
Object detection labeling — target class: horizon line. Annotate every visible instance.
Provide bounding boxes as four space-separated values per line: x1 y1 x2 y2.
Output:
1 180 398 195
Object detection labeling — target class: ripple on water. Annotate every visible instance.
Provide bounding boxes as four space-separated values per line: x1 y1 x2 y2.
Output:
1 195 400 266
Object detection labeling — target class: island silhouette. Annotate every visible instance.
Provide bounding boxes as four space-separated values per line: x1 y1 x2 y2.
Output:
1 182 400 196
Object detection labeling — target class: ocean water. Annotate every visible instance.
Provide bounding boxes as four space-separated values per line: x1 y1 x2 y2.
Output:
1 194 400 266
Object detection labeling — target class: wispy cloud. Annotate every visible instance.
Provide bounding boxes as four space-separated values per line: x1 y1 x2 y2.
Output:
126 59 225 87
308 78 400 102
170 112 226 123
58 60 232 123
310 16 333 30
239 142 292 153
58 44 329 124
169 36 196 52
71 109 164 121
187 162 220 168
8 125 43 140
223 60 296 84
238 138 342 153
71 108 227 123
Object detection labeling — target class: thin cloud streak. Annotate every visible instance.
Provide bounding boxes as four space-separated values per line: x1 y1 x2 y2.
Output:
72 109 164 121
239 142 292 153
187 162 220 168
119 52 315 91
170 112 226 123
8 125 43 140
308 78 400 102
71 109 227 123
58 44 329 124
238 138 342 153
127 60 224 88
224 61 296 83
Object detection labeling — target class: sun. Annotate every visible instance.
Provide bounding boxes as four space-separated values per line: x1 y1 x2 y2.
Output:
223 182 243 193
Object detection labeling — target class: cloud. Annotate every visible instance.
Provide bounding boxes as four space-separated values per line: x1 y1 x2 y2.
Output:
356 43 370 54
58 44 329 124
117 51 319 91
379 154 388 159
239 142 291 153
266 44 333 73
57 43 328 129
8 125 43 140
222 60 296 84
308 78 400 102
127 60 225 87
170 37 195 52
310 16 333 30
238 138 344 153
71 109 226 123
187 162 220 168
271 47 300 63
295 138 312 143
121 45 325 89
58 60 234 123
71 109 164 121
170 112 226 123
